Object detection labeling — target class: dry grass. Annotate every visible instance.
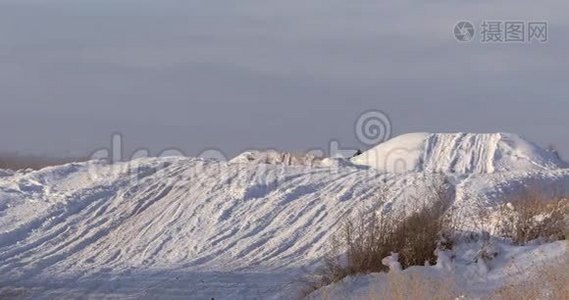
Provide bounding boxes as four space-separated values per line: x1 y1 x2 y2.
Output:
308 268 460 300
380 270 459 300
306 182 569 299
495 243 569 299
304 181 454 295
309 205 449 291
486 191 569 299
492 193 569 245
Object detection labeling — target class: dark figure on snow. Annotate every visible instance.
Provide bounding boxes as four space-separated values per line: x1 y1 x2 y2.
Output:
352 149 363 158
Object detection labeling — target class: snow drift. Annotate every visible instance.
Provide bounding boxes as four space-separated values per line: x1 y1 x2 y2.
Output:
1 132 568 298
352 132 566 174
230 150 324 167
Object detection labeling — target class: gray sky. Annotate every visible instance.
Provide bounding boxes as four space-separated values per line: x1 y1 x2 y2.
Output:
0 0 568 159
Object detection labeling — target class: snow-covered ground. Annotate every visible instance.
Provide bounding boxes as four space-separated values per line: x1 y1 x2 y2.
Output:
308 240 569 299
353 132 566 173
1 132 568 299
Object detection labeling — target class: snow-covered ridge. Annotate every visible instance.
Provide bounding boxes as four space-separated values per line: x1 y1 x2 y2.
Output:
352 132 566 174
230 150 324 166
1 133 569 298
230 150 360 169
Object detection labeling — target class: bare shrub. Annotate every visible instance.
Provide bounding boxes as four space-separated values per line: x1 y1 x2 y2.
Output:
493 193 569 245
305 180 453 294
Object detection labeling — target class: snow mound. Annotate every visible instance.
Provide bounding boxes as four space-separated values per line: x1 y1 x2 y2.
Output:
0 169 14 177
1 137 569 298
352 132 566 174
230 150 362 169
230 150 324 167
309 240 569 299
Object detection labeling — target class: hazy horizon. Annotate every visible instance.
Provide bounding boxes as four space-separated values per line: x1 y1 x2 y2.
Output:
1 0 568 159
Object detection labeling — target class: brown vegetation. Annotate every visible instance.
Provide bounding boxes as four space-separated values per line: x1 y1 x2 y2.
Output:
495 242 569 299
492 193 569 245
305 181 453 295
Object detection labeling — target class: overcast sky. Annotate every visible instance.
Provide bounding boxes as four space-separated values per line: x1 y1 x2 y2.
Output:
0 0 568 159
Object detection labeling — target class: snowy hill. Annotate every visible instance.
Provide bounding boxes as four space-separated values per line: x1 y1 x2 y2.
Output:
230 150 324 167
1 133 569 298
352 132 566 174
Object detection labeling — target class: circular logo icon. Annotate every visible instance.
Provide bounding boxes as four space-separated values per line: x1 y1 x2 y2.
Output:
454 21 475 42
355 110 391 146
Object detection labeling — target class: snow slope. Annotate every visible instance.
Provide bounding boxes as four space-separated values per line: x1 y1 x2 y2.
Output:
352 132 566 174
0 158 391 298
309 240 569 299
230 150 324 167
1 133 568 299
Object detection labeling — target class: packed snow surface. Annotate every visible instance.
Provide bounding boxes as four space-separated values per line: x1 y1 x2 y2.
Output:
230 150 324 167
352 132 565 173
1 132 568 299
309 240 569 299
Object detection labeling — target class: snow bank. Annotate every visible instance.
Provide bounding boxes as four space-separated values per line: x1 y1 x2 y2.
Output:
308 240 569 299
352 132 566 173
0 169 13 177
1 132 569 298
230 150 361 169
230 150 325 167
